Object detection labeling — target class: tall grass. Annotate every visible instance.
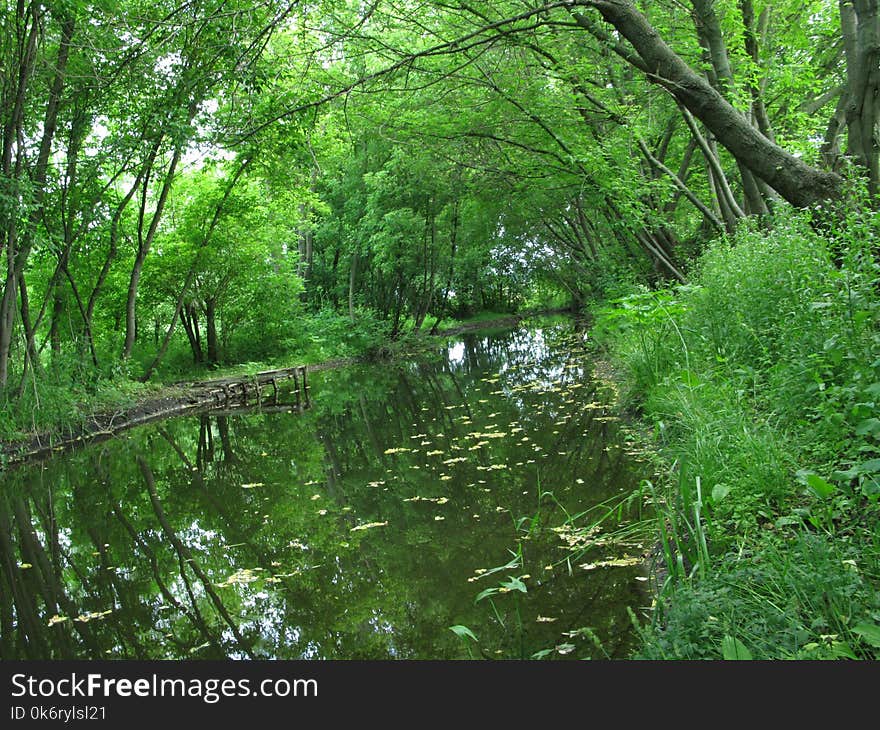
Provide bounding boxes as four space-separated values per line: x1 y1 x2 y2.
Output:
594 205 880 659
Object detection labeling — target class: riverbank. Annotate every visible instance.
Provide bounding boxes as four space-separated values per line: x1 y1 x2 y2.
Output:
0 310 562 469
589 211 880 660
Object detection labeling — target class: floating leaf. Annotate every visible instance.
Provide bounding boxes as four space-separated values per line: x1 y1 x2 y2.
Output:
47 615 69 627
580 556 640 570
556 643 576 655
74 609 113 623
536 615 557 623
350 521 388 532
216 568 261 588
241 482 263 489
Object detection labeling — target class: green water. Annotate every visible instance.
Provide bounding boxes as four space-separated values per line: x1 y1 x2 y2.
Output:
0 319 652 659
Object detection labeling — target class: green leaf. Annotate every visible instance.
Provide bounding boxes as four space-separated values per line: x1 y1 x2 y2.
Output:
474 587 500 604
855 418 880 437
721 635 753 660
500 576 527 593
449 625 478 642
711 484 730 503
774 515 801 528
856 459 880 474
796 470 836 499
852 622 880 648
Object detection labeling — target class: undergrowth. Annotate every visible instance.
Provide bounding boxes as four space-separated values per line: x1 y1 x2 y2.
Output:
592 204 880 659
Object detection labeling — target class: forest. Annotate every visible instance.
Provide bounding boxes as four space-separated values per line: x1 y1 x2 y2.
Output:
0 0 878 660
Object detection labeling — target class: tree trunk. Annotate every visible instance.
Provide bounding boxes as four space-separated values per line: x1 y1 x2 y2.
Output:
122 140 185 359
843 0 880 195
205 298 219 365
573 1 842 207
348 251 358 321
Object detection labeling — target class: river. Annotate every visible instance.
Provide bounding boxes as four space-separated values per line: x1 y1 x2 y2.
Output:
0 317 652 659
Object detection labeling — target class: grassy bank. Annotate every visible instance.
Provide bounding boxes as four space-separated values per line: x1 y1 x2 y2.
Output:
0 308 543 459
591 207 880 659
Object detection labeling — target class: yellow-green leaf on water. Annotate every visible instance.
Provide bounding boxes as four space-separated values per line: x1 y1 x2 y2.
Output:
434 516 445 521
74 609 113 623
241 482 264 489
47 615 69 626
19 563 32 569
580 556 641 570
536 616 557 623
216 568 261 588
310 494 321 500
350 521 388 532
383 447 412 454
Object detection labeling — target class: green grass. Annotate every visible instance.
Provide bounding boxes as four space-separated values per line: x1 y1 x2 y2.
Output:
593 206 880 660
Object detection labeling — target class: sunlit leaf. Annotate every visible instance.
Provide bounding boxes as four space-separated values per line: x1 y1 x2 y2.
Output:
449 625 478 642
796 470 836 499
721 635 753 660
500 576 527 593
474 587 499 603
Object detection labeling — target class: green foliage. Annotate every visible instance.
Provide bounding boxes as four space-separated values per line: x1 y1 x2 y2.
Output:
595 206 880 659
637 534 880 660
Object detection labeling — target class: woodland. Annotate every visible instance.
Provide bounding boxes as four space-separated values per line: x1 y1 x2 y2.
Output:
1 0 879 660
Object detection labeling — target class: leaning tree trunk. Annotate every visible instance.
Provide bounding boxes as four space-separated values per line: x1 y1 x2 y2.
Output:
573 0 842 207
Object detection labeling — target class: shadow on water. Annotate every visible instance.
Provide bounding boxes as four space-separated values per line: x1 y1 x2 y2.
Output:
0 318 653 659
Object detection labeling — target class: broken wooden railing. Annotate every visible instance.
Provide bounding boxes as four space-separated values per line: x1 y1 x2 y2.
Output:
2 358 356 467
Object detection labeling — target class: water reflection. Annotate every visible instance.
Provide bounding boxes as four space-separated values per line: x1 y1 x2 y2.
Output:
0 320 649 659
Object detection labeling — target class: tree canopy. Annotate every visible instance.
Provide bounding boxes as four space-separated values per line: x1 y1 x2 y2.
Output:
0 0 875 394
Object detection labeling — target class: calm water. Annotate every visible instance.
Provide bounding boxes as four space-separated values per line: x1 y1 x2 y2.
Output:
0 319 651 659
